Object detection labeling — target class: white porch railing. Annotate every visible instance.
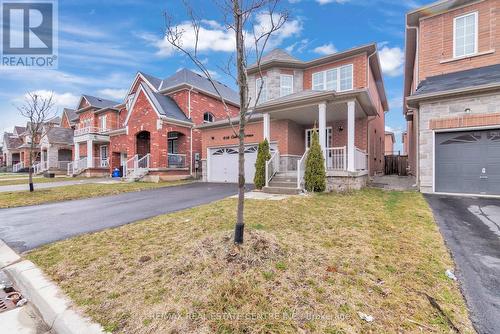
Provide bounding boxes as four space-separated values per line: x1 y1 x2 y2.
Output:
124 154 150 178
74 127 106 137
41 161 48 171
13 162 24 172
32 162 42 175
354 148 368 171
93 157 109 168
58 161 70 170
296 148 309 189
67 157 87 176
168 153 187 168
326 146 347 171
265 150 280 187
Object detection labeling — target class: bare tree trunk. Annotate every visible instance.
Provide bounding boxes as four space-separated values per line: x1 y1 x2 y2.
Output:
234 0 246 244
28 147 34 192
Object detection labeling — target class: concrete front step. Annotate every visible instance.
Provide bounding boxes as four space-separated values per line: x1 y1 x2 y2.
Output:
269 181 297 188
263 186 301 195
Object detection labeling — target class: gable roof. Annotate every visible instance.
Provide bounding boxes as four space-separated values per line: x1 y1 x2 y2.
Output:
138 71 163 90
412 64 500 97
45 127 74 145
80 95 120 110
160 69 240 106
259 49 301 64
63 108 79 123
141 83 191 123
13 126 25 136
3 132 22 150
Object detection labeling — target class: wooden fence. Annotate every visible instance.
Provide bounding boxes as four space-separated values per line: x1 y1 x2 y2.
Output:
384 155 408 176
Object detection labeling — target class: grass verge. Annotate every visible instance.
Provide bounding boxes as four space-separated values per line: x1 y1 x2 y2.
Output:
0 176 97 186
0 180 191 208
27 189 474 333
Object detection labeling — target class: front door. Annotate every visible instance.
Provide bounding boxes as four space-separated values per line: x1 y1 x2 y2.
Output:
306 128 333 166
100 146 109 167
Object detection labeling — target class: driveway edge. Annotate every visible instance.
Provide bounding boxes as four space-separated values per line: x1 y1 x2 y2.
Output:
0 239 106 334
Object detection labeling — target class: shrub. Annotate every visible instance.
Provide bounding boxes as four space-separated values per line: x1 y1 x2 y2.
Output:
304 129 326 192
254 139 271 189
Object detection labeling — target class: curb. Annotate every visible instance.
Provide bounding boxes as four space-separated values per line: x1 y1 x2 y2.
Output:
0 240 106 334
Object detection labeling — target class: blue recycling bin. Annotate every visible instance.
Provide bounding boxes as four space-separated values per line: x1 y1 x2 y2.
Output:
112 168 121 178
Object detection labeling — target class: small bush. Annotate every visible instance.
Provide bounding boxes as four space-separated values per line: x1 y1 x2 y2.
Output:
304 129 326 192
254 139 271 189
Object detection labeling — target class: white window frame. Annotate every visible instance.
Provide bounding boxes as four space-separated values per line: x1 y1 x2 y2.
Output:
280 74 294 97
99 115 107 131
255 76 267 103
126 93 135 111
305 127 333 149
203 112 215 123
453 11 478 59
312 64 353 92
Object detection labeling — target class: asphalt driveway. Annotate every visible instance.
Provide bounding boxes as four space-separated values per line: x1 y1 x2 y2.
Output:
425 194 500 334
0 182 240 253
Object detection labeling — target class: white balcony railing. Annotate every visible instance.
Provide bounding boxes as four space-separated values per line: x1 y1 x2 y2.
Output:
74 127 107 137
167 153 187 168
265 150 280 187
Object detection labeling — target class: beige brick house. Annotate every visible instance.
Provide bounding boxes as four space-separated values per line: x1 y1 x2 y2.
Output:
404 0 500 195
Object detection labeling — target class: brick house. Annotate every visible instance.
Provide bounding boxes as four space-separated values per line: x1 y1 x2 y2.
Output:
67 69 240 179
199 44 388 192
3 124 43 172
404 0 500 195
384 131 395 155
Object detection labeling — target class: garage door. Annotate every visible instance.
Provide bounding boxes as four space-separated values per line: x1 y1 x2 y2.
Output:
435 129 500 195
208 144 275 183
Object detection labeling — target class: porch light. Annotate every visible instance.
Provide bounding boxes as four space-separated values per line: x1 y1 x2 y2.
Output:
338 125 344 132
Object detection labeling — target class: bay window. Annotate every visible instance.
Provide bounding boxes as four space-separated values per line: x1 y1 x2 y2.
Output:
280 74 294 97
255 76 267 103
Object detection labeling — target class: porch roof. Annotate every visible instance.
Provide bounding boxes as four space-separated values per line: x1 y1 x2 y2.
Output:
252 89 378 124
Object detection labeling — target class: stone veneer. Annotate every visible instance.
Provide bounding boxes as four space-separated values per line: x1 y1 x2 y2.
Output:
326 172 368 192
418 92 500 193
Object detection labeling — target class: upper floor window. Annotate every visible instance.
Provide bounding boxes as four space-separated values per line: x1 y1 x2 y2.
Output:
126 93 135 111
82 119 92 129
203 112 215 123
312 64 353 92
454 12 478 58
255 76 267 103
99 115 107 130
280 74 293 97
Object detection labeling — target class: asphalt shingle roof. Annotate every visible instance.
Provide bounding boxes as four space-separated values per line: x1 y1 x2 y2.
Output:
45 127 74 145
414 64 500 96
63 108 79 123
160 69 240 105
82 95 120 109
3 132 22 150
141 83 191 123
13 126 25 136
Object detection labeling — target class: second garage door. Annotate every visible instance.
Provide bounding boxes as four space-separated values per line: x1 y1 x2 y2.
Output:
435 129 500 195
208 144 275 183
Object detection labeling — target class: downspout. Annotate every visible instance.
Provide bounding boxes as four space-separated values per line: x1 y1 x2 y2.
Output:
366 48 378 176
188 85 194 176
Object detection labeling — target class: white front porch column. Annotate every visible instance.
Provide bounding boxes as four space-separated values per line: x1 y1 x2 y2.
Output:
347 100 356 172
74 143 80 160
263 113 270 141
318 102 327 156
87 140 93 168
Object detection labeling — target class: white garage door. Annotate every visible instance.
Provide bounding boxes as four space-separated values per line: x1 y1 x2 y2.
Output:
208 144 274 183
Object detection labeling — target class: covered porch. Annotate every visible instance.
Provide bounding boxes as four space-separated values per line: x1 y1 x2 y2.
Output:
69 133 110 176
257 90 377 191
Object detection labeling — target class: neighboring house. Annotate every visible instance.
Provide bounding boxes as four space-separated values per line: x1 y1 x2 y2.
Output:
39 126 74 174
60 108 79 129
2 131 22 169
68 69 240 179
199 44 388 192
404 0 500 195
384 131 395 155
0 146 4 167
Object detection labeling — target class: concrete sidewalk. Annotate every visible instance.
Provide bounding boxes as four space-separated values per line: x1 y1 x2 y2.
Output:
0 178 118 193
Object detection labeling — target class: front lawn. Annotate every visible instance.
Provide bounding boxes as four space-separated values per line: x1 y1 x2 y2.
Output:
0 176 95 186
0 180 191 208
27 189 474 333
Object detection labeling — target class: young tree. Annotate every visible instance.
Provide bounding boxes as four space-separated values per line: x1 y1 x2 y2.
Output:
17 92 55 192
253 139 271 189
304 129 326 192
164 0 288 244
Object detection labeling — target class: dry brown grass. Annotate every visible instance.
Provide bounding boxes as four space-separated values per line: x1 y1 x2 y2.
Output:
27 189 474 334
0 180 191 208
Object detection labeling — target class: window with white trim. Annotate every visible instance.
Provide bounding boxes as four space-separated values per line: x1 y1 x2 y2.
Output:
312 64 352 92
255 76 267 103
454 12 478 58
203 112 215 123
280 74 293 97
99 115 107 130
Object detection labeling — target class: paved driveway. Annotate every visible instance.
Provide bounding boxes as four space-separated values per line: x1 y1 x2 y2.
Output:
0 182 240 252
425 195 500 334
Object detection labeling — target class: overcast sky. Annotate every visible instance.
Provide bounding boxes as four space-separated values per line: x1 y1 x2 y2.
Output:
0 0 427 152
